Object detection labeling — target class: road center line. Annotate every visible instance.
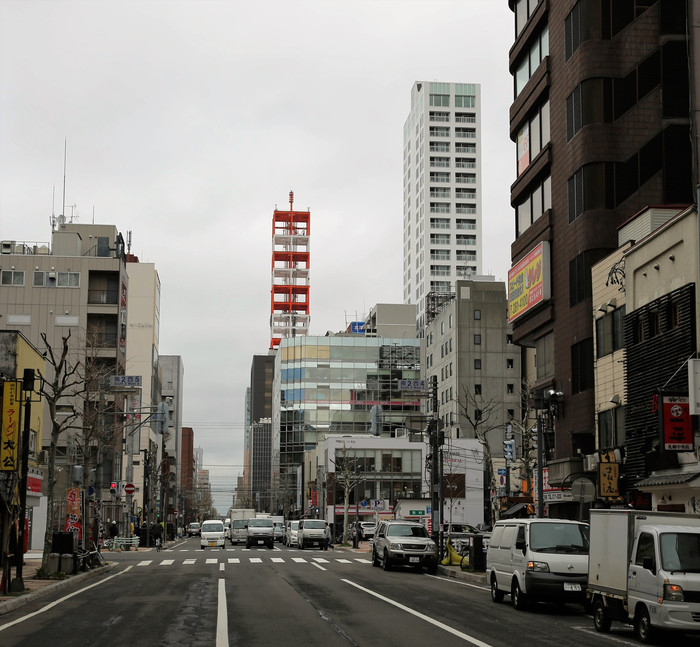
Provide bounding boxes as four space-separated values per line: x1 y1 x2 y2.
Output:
341 579 493 647
0 566 132 632
311 562 326 571
216 578 228 647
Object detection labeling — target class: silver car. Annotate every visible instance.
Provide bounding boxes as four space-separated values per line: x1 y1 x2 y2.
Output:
372 520 438 574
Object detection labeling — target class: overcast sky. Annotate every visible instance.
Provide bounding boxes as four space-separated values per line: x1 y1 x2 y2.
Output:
0 0 515 513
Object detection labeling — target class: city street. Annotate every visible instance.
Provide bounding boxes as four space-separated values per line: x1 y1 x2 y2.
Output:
2 537 698 646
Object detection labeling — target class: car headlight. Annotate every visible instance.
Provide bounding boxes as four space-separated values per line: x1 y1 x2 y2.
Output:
389 542 404 550
526 560 550 573
663 583 684 602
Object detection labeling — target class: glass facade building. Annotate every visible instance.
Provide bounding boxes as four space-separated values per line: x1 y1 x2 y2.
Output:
273 335 423 505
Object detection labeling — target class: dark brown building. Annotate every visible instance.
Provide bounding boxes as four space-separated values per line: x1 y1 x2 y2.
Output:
507 0 695 484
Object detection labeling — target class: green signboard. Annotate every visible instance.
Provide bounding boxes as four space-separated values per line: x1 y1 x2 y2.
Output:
409 510 425 516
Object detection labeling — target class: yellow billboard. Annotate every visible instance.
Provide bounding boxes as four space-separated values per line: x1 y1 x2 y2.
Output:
1 381 21 471
508 241 551 323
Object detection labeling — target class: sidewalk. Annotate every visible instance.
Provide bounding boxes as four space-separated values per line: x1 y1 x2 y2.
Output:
0 549 119 616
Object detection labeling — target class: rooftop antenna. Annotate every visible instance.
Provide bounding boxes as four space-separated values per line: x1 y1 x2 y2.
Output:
62 138 67 223
127 230 132 253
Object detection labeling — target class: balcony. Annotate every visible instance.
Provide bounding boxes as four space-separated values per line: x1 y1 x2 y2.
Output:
88 289 119 305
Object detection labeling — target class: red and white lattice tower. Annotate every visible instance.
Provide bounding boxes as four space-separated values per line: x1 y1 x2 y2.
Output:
270 191 310 349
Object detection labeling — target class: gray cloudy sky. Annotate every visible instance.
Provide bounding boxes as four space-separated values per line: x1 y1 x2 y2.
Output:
0 0 515 512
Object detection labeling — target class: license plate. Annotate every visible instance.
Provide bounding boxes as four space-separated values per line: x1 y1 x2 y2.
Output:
209 542 217 546
564 582 581 592
258 540 264 545
409 556 420 563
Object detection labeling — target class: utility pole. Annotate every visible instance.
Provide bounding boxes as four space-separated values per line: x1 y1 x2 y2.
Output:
430 375 440 547
536 414 544 518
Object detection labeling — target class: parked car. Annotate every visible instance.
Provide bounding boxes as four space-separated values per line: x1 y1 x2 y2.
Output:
360 521 376 540
230 519 249 545
246 517 274 549
372 520 438 574
187 522 201 537
297 519 326 549
273 521 284 543
224 518 231 540
200 519 225 549
284 520 299 546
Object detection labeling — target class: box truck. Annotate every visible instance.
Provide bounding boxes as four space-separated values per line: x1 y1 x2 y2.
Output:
588 509 700 643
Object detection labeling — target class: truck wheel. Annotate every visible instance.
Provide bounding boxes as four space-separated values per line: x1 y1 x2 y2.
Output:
512 579 528 611
634 606 655 644
490 576 504 603
593 599 611 633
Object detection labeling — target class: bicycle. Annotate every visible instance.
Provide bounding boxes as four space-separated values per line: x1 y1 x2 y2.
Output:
155 537 162 552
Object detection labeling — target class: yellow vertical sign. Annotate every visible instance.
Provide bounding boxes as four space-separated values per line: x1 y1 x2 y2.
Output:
1 381 21 471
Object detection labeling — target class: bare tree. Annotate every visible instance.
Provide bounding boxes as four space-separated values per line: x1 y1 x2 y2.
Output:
37 331 84 571
330 444 364 543
455 386 504 526
506 379 538 499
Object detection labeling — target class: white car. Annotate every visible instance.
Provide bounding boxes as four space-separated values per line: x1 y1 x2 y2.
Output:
200 520 226 549
285 520 299 546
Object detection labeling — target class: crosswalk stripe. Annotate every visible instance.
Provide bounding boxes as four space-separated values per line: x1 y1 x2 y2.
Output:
292 558 307 563
160 560 174 566
137 560 152 566
249 558 263 563
206 558 217 564
355 558 371 564
228 558 240 564
270 558 285 563
335 559 352 564
312 558 329 563
183 559 196 565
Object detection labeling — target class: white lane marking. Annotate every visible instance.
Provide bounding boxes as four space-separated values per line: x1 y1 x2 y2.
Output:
228 558 240 564
216 579 228 647
160 560 174 566
206 559 218 564
0 566 132 632
271 558 285 563
342 579 493 647
219 563 225 571
249 558 263 563
335 559 352 564
312 557 329 563
311 562 326 571
137 560 153 566
183 559 196 565
428 575 489 591
354 558 371 564
292 558 307 563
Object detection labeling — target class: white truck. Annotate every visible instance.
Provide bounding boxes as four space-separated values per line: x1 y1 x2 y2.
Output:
588 509 700 643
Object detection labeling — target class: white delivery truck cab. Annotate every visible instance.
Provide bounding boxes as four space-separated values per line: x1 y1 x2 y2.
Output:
588 509 700 643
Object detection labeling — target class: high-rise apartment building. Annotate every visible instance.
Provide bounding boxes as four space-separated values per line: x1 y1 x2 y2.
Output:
403 81 483 333
506 1 696 497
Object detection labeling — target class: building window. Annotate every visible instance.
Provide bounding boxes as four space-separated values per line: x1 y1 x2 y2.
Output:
535 332 554 380
649 310 661 337
515 0 541 37
507 334 513 344
517 100 550 176
669 302 680 329
596 306 626 357
570 250 609 306
474 384 482 395
429 126 450 137
474 334 481 345
1 270 25 286
598 405 626 448
565 2 580 60
515 24 549 97
430 94 450 107
474 409 482 421
474 309 481 320
507 384 514 394
507 359 514 369
474 359 482 370
430 218 450 231
430 233 450 245
507 409 515 419
571 338 594 394
516 175 551 236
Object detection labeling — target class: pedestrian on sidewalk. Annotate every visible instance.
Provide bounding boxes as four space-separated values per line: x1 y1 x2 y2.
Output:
323 522 332 551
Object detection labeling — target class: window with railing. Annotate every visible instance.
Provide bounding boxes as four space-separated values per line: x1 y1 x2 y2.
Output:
455 158 476 168
430 188 450 199
456 250 477 262
455 113 476 123
430 172 450 183
430 111 450 122
455 128 476 139
456 188 476 199
456 219 476 230
430 203 450 214
430 157 450 167
431 265 450 277
456 234 476 246
455 173 476 184
430 218 450 229
456 204 477 215
429 126 450 137
88 289 120 304
430 249 451 260
430 234 450 245
429 142 450 152
455 143 475 153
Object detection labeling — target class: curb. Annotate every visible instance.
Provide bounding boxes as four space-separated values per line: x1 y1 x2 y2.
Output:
436 565 487 585
0 562 119 616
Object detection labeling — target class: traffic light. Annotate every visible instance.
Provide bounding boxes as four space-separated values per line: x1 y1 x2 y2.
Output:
110 481 117 495
503 439 516 461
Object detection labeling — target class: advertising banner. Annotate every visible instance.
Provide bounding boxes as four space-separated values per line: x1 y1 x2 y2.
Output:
1 381 21 471
659 393 693 451
508 241 551 322
65 486 83 539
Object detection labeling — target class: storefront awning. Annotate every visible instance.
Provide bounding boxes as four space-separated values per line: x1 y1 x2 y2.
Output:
635 471 700 488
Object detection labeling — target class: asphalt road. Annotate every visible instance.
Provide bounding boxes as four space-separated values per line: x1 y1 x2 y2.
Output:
1 537 698 646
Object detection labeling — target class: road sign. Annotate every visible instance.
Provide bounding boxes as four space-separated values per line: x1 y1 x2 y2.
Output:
400 379 426 391
109 375 142 388
124 482 135 495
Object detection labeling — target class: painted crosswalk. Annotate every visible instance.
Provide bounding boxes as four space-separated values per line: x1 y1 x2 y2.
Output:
134 556 369 568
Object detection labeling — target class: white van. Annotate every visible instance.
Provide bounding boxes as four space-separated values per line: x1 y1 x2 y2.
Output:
200 519 226 549
487 518 589 609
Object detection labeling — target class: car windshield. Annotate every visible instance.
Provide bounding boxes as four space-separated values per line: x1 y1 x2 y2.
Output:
249 519 273 527
232 520 246 529
660 532 700 572
189 523 200 529
290 521 299 530
202 521 223 532
304 520 325 529
529 522 589 553
386 524 428 538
